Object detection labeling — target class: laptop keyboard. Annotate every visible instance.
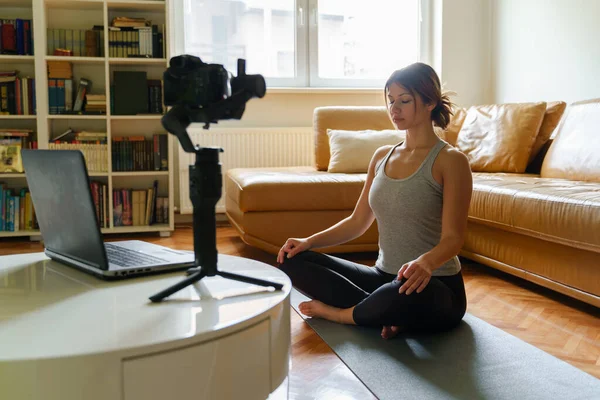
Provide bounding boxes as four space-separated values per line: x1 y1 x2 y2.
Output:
105 243 168 267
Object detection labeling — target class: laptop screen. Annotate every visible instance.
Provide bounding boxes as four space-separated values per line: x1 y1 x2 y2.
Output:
21 150 108 269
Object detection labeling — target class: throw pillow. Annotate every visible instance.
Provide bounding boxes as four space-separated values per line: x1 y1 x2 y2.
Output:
527 101 567 164
437 107 467 146
455 102 547 173
327 129 405 173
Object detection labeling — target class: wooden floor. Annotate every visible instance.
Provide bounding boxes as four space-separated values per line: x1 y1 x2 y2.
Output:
2 225 599 399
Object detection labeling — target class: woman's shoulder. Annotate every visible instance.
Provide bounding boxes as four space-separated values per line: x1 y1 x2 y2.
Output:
373 143 399 161
370 144 398 175
439 142 468 162
437 143 471 175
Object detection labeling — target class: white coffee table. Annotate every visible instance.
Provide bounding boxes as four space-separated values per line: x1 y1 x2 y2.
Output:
0 252 291 400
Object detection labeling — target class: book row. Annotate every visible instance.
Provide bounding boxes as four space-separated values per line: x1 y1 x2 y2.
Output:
0 73 36 115
0 186 38 232
1 19 34 56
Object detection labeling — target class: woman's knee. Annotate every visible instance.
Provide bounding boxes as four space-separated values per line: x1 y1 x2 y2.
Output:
277 250 316 276
278 250 315 267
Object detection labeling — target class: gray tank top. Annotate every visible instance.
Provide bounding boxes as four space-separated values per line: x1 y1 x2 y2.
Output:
369 140 461 276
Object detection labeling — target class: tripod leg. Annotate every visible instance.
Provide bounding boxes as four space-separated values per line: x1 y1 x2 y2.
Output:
149 269 208 302
217 270 284 291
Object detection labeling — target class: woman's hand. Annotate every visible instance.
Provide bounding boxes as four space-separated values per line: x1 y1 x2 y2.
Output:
397 256 435 295
277 238 312 264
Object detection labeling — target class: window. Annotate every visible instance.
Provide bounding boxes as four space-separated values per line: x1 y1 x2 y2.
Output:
175 0 426 88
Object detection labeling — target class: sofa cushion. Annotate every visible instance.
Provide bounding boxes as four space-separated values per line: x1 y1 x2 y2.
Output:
541 98 600 183
226 167 365 212
469 172 600 252
327 129 405 173
314 106 394 171
528 101 567 164
438 107 467 146
456 102 547 173
440 102 565 153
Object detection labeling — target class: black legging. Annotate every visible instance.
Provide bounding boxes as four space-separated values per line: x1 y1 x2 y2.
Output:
279 251 467 333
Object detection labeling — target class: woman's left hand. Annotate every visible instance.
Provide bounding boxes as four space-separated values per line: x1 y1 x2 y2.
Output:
397 256 435 295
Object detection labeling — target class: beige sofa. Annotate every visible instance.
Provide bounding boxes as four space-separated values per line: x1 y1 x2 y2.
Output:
225 100 600 307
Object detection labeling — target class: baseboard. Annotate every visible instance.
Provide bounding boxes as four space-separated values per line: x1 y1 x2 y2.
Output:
175 212 229 225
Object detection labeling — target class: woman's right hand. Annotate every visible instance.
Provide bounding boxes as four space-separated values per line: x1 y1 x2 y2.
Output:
277 238 312 264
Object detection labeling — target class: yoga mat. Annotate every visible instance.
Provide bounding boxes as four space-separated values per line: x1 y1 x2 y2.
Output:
291 289 600 400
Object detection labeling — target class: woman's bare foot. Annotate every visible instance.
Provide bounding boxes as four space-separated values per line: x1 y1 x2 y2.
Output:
381 325 403 339
299 300 342 322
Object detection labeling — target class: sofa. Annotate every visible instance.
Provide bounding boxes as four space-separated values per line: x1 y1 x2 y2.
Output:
225 100 600 308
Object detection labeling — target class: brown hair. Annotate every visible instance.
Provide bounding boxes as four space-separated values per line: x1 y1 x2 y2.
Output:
384 62 454 130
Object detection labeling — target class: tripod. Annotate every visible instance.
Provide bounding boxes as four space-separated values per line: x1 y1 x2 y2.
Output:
148 105 283 303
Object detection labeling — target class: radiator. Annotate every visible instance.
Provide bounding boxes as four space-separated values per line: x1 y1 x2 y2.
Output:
179 127 314 214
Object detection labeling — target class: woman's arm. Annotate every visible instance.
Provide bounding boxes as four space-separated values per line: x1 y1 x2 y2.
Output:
420 148 473 268
306 145 392 249
279 145 393 262
398 148 473 295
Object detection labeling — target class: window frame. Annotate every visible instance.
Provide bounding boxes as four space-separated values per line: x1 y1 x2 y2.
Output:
171 0 431 89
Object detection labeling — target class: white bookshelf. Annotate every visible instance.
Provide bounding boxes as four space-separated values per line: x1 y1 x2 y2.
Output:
0 115 37 120
0 54 35 62
46 55 105 63
0 0 175 239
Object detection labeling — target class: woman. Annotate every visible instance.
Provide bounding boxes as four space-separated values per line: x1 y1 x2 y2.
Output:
277 62 473 339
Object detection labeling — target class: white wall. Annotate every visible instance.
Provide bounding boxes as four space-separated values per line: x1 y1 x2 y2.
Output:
197 90 385 129
440 0 493 108
492 0 600 104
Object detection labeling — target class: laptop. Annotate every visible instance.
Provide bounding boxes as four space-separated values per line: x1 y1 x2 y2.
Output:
21 149 195 280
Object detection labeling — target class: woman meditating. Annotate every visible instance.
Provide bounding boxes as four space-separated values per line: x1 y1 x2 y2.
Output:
277 62 472 339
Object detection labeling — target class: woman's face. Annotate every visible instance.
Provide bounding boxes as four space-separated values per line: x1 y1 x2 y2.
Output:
387 82 433 130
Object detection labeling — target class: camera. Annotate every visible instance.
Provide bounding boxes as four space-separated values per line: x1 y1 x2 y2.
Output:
163 54 266 110
149 56 281 303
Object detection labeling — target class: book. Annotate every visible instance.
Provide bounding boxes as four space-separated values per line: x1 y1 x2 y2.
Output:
73 78 90 112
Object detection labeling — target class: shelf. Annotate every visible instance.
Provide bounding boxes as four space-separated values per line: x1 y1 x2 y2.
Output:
107 1 166 12
109 57 167 66
0 115 36 120
110 115 163 120
112 171 168 177
103 224 170 234
0 55 35 63
48 115 107 120
46 56 105 64
0 230 40 237
0 0 175 236
0 0 32 7
44 0 104 10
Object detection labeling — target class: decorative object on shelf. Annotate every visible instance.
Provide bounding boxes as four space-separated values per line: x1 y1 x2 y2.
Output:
0 141 23 173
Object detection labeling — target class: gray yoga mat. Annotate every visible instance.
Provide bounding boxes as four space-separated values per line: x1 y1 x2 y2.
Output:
291 289 600 400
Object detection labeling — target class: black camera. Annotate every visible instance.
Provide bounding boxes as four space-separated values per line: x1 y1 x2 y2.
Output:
163 54 266 110
149 56 281 303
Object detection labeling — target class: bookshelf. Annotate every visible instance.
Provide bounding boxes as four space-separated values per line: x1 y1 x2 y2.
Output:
0 0 174 239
